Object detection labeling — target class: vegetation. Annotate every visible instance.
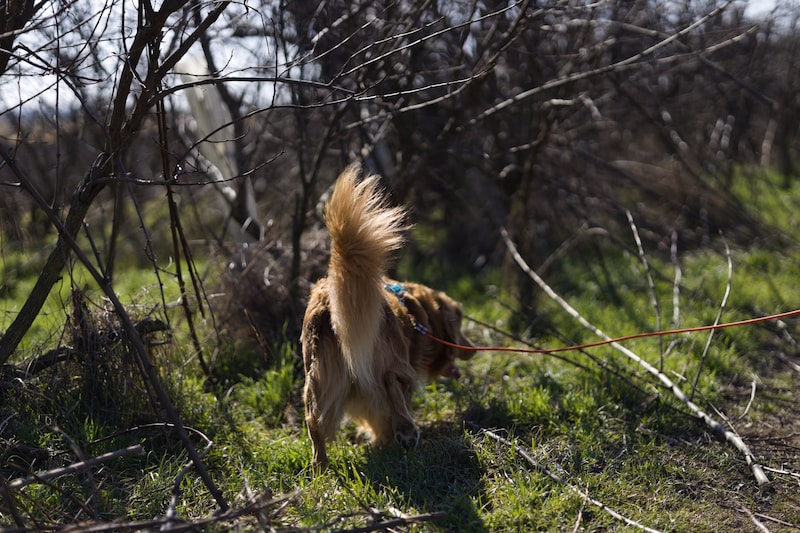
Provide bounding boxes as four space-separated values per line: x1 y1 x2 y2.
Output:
2 168 800 530
1 0 800 530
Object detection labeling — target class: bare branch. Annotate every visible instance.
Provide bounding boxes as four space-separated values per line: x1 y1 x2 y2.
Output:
470 0 740 125
3 444 143 491
328 511 447 533
626 210 663 368
739 505 772 533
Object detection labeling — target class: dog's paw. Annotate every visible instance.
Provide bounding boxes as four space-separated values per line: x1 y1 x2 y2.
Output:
395 421 420 450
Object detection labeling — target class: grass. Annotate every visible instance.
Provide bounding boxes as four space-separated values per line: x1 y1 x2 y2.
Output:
2 169 800 531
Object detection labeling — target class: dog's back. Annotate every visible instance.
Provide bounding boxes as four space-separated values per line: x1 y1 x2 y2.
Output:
324 164 407 387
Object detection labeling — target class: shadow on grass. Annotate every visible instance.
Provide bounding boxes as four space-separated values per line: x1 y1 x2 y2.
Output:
359 422 489 532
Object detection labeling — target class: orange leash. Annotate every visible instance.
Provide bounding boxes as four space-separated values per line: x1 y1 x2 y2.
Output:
419 308 800 354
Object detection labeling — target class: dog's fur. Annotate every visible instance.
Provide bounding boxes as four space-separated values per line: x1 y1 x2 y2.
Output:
301 164 476 469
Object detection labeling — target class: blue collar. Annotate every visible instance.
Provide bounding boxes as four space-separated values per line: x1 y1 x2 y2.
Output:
384 282 429 335
384 282 406 305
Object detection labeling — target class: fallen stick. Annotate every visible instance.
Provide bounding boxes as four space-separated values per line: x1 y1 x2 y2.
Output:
500 227 771 488
3 444 144 491
331 511 447 533
479 427 662 533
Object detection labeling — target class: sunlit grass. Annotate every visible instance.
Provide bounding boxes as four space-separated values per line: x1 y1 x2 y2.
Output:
2 169 800 530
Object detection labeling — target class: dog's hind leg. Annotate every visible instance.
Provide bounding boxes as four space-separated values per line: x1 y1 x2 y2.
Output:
306 422 329 470
305 415 331 470
304 373 348 470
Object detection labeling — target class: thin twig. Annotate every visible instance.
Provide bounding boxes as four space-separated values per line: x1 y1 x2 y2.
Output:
747 511 800 530
155 78 212 379
739 504 772 533
338 1 526 78
162 439 214 529
330 511 447 533
27 490 300 532
470 0 739 124
3 445 143 491
762 466 800 481
690 238 732 401
500 227 771 488
670 230 681 327
776 351 800 373
736 378 757 421
0 472 26 528
570 499 585 533
464 314 654 399
0 413 14 435
626 210 663 368
56 426 103 521
478 427 662 533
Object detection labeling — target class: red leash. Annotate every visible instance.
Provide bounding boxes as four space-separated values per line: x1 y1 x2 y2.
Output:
420 308 800 354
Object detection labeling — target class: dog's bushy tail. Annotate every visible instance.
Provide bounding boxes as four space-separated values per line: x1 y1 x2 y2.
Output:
325 164 407 384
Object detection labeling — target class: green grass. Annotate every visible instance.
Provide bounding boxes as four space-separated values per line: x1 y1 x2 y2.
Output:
2 170 800 530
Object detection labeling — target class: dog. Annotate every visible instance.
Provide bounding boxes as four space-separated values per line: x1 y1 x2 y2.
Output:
301 164 477 469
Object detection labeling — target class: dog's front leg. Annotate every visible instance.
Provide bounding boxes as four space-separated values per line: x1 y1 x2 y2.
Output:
384 371 420 449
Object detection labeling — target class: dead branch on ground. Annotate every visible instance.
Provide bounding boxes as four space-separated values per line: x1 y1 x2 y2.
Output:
478 427 663 533
500 227 771 488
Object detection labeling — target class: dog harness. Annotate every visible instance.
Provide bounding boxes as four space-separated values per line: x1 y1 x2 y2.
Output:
383 282 406 304
383 283 430 335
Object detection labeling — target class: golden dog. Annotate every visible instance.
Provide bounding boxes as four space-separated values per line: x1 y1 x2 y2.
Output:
301 164 476 469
